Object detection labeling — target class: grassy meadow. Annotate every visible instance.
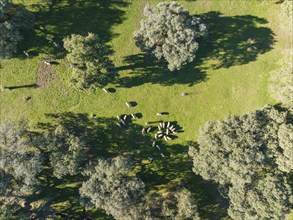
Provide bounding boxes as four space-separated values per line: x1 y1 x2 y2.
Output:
0 0 291 219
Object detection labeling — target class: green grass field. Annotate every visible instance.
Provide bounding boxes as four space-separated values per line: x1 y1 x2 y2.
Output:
1 0 291 219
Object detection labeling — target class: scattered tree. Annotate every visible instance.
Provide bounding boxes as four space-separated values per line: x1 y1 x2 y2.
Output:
134 2 208 71
79 155 145 219
189 105 292 186
189 105 293 219
0 120 42 206
228 174 292 220
0 0 34 58
45 125 87 179
63 33 117 91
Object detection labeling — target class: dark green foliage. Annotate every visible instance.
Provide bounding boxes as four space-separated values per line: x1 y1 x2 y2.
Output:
45 125 87 179
0 205 12 220
189 105 292 186
0 119 42 215
0 0 34 58
228 174 292 220
0 203 31 220
276 123 293 173
0 120 42 196
122 188 200 220
63 33 117 91
155 189 200 220
134 1 208 71
79 155 145 219
189 105 293 219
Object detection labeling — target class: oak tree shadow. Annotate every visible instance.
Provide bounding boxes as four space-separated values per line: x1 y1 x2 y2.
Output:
35 112 228 218
115 11 275 88
20 0 129 56
37 112 166 163
144 142 229 219
115 53 207 88
202 11 275 69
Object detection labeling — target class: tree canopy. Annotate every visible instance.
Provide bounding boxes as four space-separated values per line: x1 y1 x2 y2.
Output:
45 125 87 179
0 119 42 210
189 105 293 186
134 2 208 71
63 33 117 91
276 123 293 173
118 187 200 220
189 105 293 219
0 0 34 58
158 188 200 220
228 174 292 220
79 155 145 219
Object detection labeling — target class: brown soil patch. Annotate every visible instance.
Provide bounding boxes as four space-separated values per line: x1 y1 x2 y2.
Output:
37 61 56 88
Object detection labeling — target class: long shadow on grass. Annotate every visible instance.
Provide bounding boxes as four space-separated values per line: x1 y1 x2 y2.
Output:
34 112 228 218
115 11 275 88
145 143 229 219
115 53 207 88
4 84 37 90
203 11 275 69
20 0 129 56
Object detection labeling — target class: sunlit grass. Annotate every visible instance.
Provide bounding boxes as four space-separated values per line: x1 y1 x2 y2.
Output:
1 0 290 218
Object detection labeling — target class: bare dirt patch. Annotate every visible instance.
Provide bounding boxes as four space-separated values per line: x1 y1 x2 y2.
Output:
37 61 56 88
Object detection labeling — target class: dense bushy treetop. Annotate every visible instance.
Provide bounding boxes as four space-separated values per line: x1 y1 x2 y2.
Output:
79 155 200 220
0 0 34 58
189 105 292 186
189 105 293 219
0 118 201 219
0 120 42 202
79 155 145 219
228 174 292 220
79 154 201 220
160 188 200 220
276 123 293 173
63 33 117 91
134 1 208 71
106 187 200 220
45 125 87 179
